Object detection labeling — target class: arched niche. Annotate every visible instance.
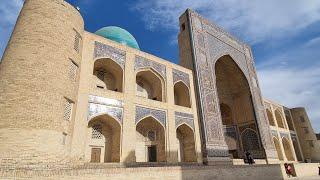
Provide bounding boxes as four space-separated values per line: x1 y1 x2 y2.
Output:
275 110 285 128
282 137 295 161
267 109 275 126
215 55 261 158
174 81 191 108
176 124 196 162
93 58 123 92
286 114 295 131
87 114 121 163
136 116 166 162
136 69 165 102
273 137 284 161
241 129 260 152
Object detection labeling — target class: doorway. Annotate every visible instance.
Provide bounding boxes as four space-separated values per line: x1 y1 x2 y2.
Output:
148 145 157 162
91 148 101 163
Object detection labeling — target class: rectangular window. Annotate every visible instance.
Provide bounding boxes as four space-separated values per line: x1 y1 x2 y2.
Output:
92 124 102 139
299 116 305 123
63 98 73 121
62 132 67 145
73 29 82 53
69 59 79 81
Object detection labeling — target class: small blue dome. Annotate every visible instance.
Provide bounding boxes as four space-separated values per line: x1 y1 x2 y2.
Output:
95 26 140 50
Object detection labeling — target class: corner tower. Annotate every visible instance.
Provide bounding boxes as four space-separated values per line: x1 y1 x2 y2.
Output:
0 0 84 166
178 9 277 164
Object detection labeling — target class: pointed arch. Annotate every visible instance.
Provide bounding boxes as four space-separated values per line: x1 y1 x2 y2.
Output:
215 55 262 158
275 109 285 128
272 137 284 160
93 58 123 92
136 68 165 102
87 114 121 163
136 116 166 162
135 115 166 130
266 109 275 126
174 80 191 108
241 128 260 151
282 137 295 161
176 122 194 132
176 124 196 162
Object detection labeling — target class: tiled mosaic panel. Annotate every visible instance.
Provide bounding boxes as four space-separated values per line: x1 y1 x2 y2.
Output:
135 56 167 80
87 95 123 124
280 132 290 139
223 126 237 140
271 130 278 137
94 41 126 69
186 10 276 158
172 69 190 87
88 95 123 107
135 106 166 127
175 111 194 129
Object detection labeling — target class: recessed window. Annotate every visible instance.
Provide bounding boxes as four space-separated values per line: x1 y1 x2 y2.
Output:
69 59 78 81
73 29 82 53
299 116 305 123
63 98 73 121
92 124 103 139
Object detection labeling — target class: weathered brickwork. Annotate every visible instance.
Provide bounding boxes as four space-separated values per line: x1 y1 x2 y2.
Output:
0 0 84 166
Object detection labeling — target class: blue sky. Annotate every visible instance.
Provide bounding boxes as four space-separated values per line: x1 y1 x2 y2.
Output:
0 0 319 133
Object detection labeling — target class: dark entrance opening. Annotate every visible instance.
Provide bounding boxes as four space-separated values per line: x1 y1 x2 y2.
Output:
148 145 157 162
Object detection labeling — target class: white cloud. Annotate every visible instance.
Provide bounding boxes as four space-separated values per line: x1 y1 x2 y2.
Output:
132 0 320 44
0 0 23 60
258 65 320 133
257 38 320 133
133 0 320 132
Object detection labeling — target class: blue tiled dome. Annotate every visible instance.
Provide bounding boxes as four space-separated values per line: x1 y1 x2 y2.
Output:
95 26 140 50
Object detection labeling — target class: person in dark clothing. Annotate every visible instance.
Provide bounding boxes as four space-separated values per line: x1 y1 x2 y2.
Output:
245 151 254 165
249 154 254 164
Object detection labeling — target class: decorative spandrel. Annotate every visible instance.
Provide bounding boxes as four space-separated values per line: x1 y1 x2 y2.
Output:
135 56 166 80
172 69 190 88
94 41 126 69
175 111 194 129
87 95 123 124
135 106 166 127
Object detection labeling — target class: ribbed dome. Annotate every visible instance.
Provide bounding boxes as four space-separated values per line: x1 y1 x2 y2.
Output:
95 26 140 50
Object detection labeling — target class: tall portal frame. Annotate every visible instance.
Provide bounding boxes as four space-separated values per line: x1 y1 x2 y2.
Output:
178 9 277 164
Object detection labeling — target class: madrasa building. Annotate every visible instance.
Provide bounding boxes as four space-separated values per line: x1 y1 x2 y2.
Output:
0 0 319 179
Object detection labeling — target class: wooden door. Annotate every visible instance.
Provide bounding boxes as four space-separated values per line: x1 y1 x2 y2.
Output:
91 148 101 163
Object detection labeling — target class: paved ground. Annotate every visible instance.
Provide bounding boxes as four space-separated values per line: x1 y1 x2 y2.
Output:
284 176 320 180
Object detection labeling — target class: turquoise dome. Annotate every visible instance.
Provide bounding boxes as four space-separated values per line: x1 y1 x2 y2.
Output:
95 26 140 50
